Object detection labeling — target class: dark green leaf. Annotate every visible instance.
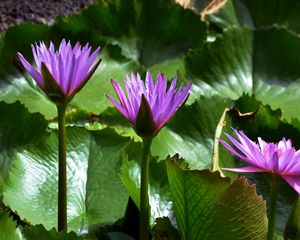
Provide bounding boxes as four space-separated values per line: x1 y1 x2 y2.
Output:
0 102 48 178
0 211 20 240
22 225 83 240
152 217 181 240
284 197 300 240
205 0 300 33
101 232 135 240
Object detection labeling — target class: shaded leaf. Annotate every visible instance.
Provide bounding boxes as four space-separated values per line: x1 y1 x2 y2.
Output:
152 217 181 240
0 102 48 178
23 225 83 240
101 232 135 240
284 197 300 240
205 0 300 33
0 211 20 240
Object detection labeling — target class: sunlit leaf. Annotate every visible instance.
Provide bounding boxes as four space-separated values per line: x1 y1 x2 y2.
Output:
3 128 130 232
186 27 300 124
166 158 268 240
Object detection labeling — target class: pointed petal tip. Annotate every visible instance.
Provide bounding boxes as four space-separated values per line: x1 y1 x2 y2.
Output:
111 79 120 87
17 52 23 59
94 46 101 52
106 94 115 102
186 82 192 89
145 70 152 78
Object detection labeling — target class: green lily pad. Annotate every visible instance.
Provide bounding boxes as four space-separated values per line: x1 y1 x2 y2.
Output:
185 27 300 124
204 0 300 32
0 101 48 178
152 96 232 169
0 213 83 240
3 127 131 232
166 158 268 240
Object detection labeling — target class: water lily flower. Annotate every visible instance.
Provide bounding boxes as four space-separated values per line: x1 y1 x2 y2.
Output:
17 39 101 103
18 39 101 232
219 129 300 194
108 71 191 239
107 71 192 137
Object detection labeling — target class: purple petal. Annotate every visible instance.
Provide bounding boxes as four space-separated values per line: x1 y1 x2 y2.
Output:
73 42 81 57
64 54 76 94
225 133 257 160
226 131 266 169
145 71 155 100
106 95 134 124
111 80 132 115
59 39 67 53
57 54 65 92
222 166 266 173
124 75 141 118
49 49 58 81
277 148 297 174
282 154 300 175
267 143 278 171
31 44 41 70
155 82 191 129
17 53 43 88
72 46 95 90
218 138 251 163
234 130 260 157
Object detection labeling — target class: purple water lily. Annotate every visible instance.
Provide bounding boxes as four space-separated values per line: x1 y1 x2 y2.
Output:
107 71 192 136
18 39 101 102
220 129 300 194
18 39 101 231
108 71 191 239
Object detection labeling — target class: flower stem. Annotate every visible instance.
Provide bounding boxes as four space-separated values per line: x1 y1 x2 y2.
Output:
140 137 153 240
57 103 67 232
267 174 280 240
